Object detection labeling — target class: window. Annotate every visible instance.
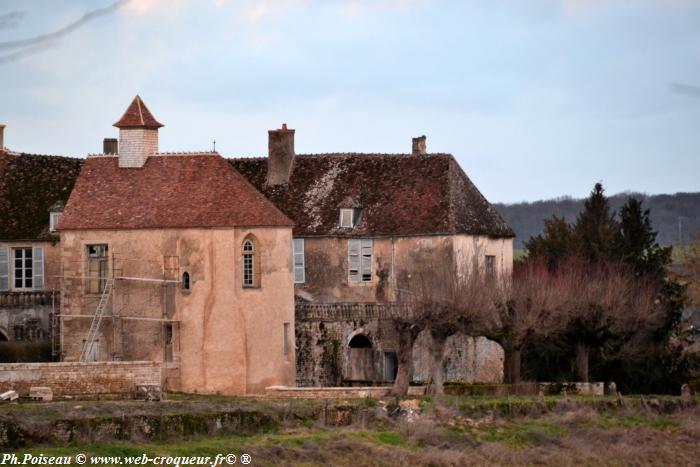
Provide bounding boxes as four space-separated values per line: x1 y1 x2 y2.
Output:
13 248 32 289
182 271 190 290
348 239 372 282
242 237 259 288
49 212 62 233
339 208 354 228
293 238 305 283
485 255 496 278
283 322 291 359
86 245 108 294
82 339 99 362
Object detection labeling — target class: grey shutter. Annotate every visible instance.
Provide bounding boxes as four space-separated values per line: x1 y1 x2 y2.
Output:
293 238 305 283
348 239 360 282
0 247 8 291
32 247 44 290
361 239 373 281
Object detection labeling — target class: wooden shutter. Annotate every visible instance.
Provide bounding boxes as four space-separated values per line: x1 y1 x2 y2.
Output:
360 239 373 281
348 239 360 282
0 247 8 291
32 247 44 290
293 238 305 283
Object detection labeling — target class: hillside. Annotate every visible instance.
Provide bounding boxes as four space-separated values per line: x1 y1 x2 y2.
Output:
495 192 700 249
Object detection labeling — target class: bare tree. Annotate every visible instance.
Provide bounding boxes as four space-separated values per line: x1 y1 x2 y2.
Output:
488 260 567 383
556 257 662 382
395 248 495 396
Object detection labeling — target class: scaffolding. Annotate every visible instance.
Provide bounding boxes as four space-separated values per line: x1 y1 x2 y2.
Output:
55 252 181 363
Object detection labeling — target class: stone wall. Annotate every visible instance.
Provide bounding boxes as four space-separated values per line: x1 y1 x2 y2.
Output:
295 303 504 387
266 385 426 399
0 361 162 398
0 291 56 342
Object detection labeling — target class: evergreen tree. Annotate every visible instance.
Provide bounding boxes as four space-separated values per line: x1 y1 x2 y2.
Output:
574 182 617 263
611 197 671 279
523 216 575 269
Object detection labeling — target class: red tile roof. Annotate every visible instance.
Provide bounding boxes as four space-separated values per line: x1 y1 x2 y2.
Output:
113 95 163 129
230 153 514 238
59 153 293 230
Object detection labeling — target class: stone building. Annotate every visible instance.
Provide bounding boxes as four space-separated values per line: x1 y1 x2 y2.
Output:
1 95 515 389
57 97 296 394
231 132 515 386
0 125 82 351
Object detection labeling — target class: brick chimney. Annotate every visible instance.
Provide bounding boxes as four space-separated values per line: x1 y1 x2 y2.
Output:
103 138 118 155
266 123 295 185
412 135 426 155
113 96 163 168
0 124 5 150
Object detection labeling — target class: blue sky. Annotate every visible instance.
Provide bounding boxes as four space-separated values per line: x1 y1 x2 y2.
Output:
0 0 698 203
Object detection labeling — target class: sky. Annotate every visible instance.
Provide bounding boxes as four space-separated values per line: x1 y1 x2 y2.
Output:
0 0 698 203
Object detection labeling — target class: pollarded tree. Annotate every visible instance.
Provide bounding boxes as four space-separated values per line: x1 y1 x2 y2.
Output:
556 257 662 382
488 260 568 383
391 246 495 396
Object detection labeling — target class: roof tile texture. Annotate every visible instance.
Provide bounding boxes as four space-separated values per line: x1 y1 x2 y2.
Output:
59 154 293 230
113 96 163 129
230 153 514 238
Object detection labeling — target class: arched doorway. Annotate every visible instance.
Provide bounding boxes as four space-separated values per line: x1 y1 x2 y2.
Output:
346 333 376 383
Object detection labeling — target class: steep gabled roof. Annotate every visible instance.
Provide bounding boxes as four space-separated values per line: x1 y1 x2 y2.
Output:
230 153 514 238
113 95 163 129
59 153 293 231
0 150 83 240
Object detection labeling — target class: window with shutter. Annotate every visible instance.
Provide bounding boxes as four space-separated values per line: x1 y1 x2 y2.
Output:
0 248 8 291
12 248 33 289
32 247 44 290
349 239 372 283
293 238 305 283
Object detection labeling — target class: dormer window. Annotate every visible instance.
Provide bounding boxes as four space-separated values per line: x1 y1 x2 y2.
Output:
339 208 354 228
49 212 62 233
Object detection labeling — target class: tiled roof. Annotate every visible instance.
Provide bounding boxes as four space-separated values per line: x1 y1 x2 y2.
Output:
230 153 514 238
0 150 83 240
59 153 293 230
113 95 163 129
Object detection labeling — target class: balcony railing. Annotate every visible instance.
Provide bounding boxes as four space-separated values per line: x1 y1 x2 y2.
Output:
0 291 58 308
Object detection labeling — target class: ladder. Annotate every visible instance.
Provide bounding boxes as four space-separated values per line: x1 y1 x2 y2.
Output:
80 278 114 362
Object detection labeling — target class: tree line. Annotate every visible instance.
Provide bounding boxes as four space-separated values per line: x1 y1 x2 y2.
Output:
390 183 690 396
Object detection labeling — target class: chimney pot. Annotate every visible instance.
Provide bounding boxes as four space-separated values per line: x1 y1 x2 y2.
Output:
412 135 427 155
103 138 118 155
267 124 296 186
0 124 5 150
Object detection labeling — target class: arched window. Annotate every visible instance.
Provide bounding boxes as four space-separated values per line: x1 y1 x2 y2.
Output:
182 271 190 290
242 237 258 287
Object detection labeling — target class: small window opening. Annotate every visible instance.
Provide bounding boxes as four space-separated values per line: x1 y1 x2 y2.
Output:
49 212 62 233
485 255 496 278
283 322 291 359
182 271 190 290
339 208 354 228
242 237 259 287
349 334 372 348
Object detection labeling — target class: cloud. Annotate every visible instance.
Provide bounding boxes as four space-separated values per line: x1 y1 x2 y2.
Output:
239 0 308 24
121 0 187 16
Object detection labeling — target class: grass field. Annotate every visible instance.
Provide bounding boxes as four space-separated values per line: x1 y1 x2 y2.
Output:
6 394 700 466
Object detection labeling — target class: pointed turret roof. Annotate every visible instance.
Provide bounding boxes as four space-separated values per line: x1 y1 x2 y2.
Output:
113 95 164 129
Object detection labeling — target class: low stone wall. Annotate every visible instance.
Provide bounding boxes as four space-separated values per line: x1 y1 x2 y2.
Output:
265 385 426 399
0 361 162 399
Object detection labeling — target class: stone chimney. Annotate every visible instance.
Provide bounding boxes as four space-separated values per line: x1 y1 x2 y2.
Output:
412 135 427 155
113 96 163 168
0 124 5 150
266 123 295 185
103 138 118 155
